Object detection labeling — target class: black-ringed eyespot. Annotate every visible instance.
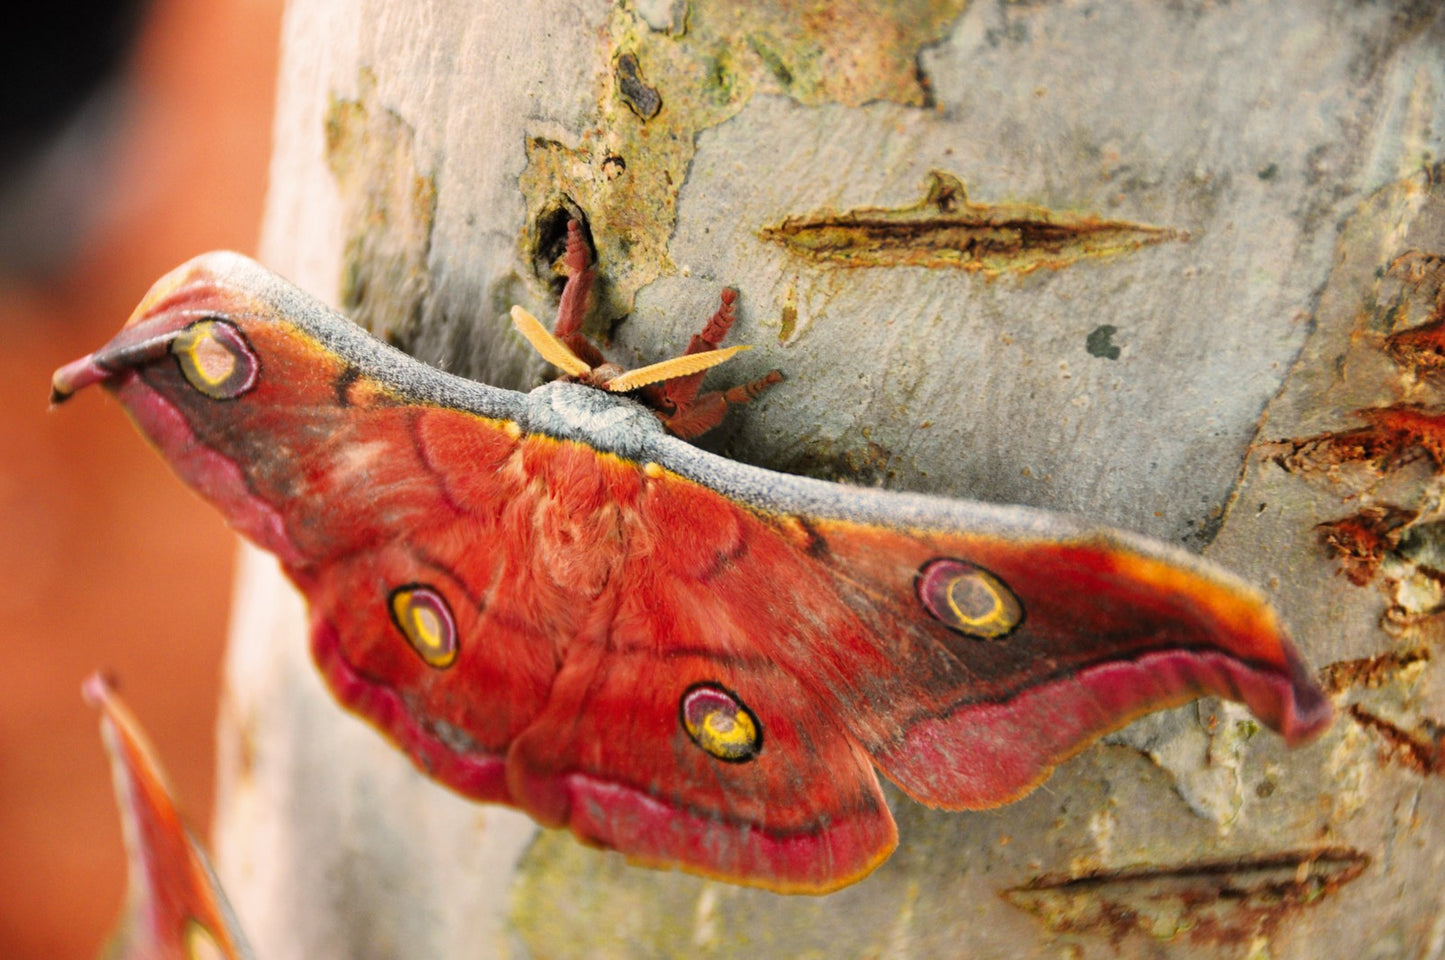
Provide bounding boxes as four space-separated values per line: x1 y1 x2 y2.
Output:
680 683 762 762
915 558 1023 639
171 319 259 399
388 584 459 668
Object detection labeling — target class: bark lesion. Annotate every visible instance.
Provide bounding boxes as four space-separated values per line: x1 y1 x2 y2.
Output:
1002 849 1370 948
758 171 1183 276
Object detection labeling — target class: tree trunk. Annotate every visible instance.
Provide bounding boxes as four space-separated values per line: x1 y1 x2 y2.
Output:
212 2 1445 957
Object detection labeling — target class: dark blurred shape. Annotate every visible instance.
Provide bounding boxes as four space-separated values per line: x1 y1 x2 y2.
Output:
0 0 151 275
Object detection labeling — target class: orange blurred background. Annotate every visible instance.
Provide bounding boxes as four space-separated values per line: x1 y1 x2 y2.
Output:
0 0 283 955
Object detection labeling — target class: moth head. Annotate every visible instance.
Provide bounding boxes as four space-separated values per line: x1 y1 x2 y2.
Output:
508 303 749 393
50 252 281 405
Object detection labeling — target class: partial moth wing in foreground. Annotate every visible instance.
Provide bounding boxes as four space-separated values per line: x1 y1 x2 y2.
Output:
53 251 1333 893
86 675 252 960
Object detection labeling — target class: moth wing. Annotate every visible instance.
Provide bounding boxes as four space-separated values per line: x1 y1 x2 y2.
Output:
807 512 1331 808
59 255 560 801
87 675 254 960
501 469 896 893
646 438 1333 811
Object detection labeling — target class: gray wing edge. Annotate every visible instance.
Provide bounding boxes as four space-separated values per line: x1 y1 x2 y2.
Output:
205 252 1253 595
637 431 1268 599
206 250 531 422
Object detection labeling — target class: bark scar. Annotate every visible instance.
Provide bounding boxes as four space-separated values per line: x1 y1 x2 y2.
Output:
759 171 1183 276
1003 848 1369 947
1347 704 1445 776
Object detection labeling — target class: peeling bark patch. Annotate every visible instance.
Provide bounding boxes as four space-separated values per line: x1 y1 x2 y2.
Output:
1306 508 1445 625
759 172 1182 276
778 302 798 343
722 1 968 108
1321 647 1430 693
517 2 969 320
325 69 436 347
1383 251 1445 385
1392 249 1445 285
1348 705 1445 775
1002 849 1369 947
615 53 662 120
1385 319 1445 384
1272 244 1445 637
1276 249 1445 479
1315 506 1418 586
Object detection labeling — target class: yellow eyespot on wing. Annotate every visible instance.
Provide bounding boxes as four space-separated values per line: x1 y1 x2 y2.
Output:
681 683 762 762
388 584 459 668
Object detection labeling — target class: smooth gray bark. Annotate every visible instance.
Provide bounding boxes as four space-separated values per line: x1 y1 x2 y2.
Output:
213 2 1445 957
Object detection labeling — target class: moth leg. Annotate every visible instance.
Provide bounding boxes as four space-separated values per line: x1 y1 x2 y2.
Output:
552 220 605 368
660 370 785 439
659 288 739 414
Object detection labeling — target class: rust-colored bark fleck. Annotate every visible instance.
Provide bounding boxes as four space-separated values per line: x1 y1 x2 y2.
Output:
759 171 1182 276
777 284 798 343
1274 404 1445 476
1320 647 1430 693
1274 249 1445 626
1316 506 1418 585
1384 251 1445 384
1385 320 1445 384
1347 704 1445 776
1003 850 1369 947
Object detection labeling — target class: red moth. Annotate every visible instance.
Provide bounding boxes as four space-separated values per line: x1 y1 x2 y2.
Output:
87 675 252 960
54 225 1332 893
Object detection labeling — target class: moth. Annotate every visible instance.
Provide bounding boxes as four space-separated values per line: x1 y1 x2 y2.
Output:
55 225 1332 893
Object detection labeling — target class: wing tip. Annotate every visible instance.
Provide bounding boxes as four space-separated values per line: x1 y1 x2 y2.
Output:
1274 654 1336 746
876 646 1336 813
